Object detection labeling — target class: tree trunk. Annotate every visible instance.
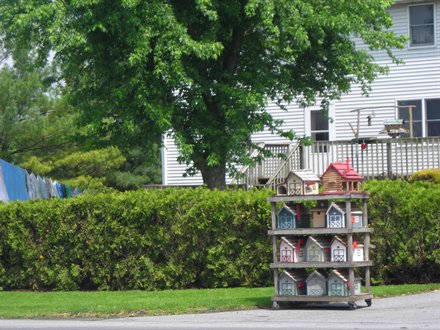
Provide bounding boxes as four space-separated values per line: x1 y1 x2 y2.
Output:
200 163 227 190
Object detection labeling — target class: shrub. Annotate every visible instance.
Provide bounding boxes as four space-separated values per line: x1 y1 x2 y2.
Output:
366 180 440 284
0 188 272 290
408 169 440 184
0 181 439 290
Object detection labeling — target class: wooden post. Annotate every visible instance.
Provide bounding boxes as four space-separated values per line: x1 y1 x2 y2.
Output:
299 145 305 169
408 106 414 138
386 140 392 178
346 199 355 297
363 197 371 294
271 202 279 296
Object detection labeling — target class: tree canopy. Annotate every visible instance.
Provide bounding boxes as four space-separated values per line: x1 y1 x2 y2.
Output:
0 0 406 189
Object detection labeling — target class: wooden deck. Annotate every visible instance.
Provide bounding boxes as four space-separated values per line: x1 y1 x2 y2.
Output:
234 137 440 189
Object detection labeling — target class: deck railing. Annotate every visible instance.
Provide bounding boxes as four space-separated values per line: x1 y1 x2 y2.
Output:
233 143 290 188
235 137 440 189
301 137 440 179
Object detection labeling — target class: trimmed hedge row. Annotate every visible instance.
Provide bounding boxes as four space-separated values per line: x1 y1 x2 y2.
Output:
365 180 440 284
0 188 272 290
0 180 438 290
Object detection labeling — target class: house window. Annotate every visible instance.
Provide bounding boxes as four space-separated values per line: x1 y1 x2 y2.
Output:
333 248 345 262
281 282 293 295
309 246 320 261
279 215 293 229
330 282 343 295
426 99 440 136
398 99 440 137
281 249 292 262
311 110 329 152
409 4 435 47
329 214 342 228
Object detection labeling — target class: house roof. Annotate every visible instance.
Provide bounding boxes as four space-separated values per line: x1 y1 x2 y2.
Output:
286 169 320 182
322 160 364 181
328 270 348 282
326 202 345 215
278 204 296 217
331 235 347 247
306 270 326 283
280 237 296 250
306 236 330 249
280 270 306 282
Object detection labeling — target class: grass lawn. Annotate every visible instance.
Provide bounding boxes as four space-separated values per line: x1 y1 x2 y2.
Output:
0 283 439 319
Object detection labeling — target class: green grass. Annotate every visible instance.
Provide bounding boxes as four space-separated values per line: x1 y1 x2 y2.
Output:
0 284 439 319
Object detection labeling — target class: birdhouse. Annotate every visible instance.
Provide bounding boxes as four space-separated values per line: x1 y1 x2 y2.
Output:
352 241 364 262
327 270 349 296
354 277 362 295
276 170 320 196
305 236 330 262
330 236 347 262
306 270 327 296
279 237 305 263
278 270 306 296
321 160 364 193
311 208 326 228
292 204 311 228
277 205 296 229
326 202 346 228
351 210 363 228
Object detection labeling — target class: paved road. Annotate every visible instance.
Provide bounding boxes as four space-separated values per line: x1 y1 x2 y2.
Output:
1 291 439 330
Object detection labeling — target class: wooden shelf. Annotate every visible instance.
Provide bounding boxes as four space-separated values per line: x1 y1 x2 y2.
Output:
267 192 370 203
270 261 372 269
272 293 373 303
268 227 371 236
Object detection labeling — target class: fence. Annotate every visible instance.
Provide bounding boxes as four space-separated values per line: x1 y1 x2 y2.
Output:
301 137 440 179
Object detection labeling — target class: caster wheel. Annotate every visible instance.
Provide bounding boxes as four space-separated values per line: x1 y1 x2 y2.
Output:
366 299 372 307
272 301 280 310
348 302 357 310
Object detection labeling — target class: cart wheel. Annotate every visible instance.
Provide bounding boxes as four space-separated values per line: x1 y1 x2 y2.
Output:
348 302 357 310
365 299 372 307
272 301 280 310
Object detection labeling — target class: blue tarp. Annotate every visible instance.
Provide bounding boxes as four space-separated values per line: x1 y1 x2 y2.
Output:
0 159 30 201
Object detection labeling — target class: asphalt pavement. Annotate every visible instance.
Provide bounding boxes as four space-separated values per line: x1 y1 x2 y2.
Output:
0 290 439 330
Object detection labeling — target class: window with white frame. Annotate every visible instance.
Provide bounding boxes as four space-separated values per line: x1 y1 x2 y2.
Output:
398 99 440 137
311 110 329 152
281 249 292 262
409 4 435 47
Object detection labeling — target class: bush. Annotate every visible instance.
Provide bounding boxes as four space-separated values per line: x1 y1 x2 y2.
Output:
366 180 440 284
0 188 272 290
408 169 440 184
1 181 439 290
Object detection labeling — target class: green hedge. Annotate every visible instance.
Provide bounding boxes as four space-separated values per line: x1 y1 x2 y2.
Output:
0 181 439 290
366 180 440 284
0 188 272 290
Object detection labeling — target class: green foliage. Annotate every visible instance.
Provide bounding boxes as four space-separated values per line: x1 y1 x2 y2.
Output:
1 180 438 291
0 65 74 164
0 188 272 291
408 169 440 184
0 0 406 189
366 180 440 284
20 147 126 191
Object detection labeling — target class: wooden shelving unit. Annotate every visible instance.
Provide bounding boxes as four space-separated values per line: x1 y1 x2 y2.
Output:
269 192 373 310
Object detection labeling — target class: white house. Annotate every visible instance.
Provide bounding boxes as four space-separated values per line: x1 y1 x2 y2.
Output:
162 0 440 186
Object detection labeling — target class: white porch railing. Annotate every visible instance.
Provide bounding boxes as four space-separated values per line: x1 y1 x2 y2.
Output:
234 137 440 189
301 137 440 179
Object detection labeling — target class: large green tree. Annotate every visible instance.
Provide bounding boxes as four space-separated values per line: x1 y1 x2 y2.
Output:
0 64 75 163
0 0 406 189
